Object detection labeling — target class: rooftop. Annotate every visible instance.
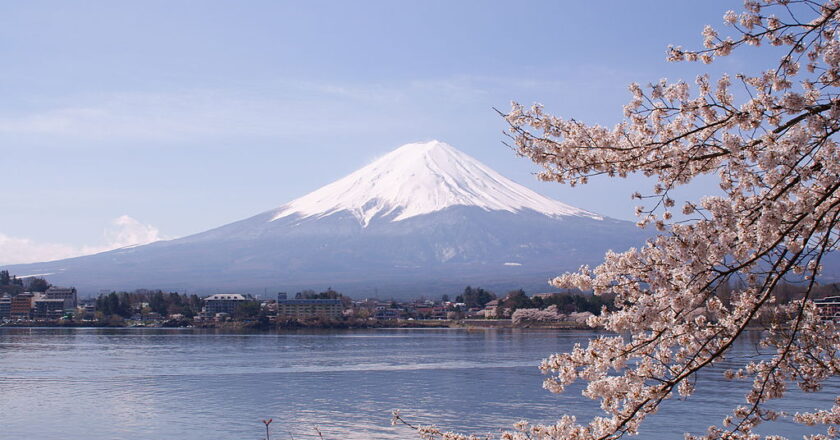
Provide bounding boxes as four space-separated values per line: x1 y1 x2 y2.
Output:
205 294 250 301
278 299 342 305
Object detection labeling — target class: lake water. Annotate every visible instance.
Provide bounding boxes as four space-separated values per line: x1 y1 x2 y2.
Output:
0 327 835 440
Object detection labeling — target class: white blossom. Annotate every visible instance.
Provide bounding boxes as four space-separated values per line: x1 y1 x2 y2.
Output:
406 2 840 439
499 1 840 439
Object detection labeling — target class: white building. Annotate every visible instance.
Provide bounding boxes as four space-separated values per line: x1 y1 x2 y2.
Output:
204 294 252 315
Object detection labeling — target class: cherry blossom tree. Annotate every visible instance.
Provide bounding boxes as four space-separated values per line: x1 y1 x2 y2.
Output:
397 1 840 439
511 305 563 326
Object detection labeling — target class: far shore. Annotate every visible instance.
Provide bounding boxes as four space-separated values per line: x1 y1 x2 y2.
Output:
0 318 596 331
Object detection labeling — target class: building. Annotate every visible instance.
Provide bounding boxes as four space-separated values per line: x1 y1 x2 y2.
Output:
413 306 447 319
10 293 34 320
34 298 66 320
0 295 11 320
45 286 78 311
814 296 840 321
483 299 501 318
373 307 402 320
204 294 252 315
276 298 343 320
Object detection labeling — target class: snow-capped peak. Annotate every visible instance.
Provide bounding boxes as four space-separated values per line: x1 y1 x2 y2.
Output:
270 140 602 226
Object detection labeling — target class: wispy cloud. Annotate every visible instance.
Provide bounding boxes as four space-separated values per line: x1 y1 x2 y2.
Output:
0 67 632 147
0 91 294 141
0 215 164 265
0 88 410 142
0 73 597 145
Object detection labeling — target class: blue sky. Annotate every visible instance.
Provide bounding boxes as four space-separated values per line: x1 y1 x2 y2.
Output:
0 1 771 264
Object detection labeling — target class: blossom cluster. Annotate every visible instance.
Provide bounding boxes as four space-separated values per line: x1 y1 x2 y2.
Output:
511 306 593 326
492 0 840 440
398 2 838 439
490 1 840 439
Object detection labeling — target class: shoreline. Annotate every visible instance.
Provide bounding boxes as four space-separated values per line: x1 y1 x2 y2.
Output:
0 318 596 331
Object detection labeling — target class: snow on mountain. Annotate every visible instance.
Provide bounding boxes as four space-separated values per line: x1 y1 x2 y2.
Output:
270 140 601 226
3 138 836 297
2 139 650 296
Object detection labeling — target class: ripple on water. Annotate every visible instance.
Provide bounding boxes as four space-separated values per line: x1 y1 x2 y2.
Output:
0 327 835 440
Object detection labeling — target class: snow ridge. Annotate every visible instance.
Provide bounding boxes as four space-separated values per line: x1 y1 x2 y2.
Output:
270 140 602 226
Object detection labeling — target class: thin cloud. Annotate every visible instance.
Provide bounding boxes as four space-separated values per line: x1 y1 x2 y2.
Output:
0 74 591 144
0 88 401 142
103 215 162 249
0 215 164 265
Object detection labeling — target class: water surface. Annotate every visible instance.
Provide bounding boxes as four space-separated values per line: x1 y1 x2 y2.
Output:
0 328 834 439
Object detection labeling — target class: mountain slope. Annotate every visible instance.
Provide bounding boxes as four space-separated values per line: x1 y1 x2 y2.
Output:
3 141 651 297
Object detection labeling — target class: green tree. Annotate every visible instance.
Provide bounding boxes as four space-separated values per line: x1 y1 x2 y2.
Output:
457 286 496 309
0 270 10 286
28 278 50 292
149 291 168 315
500 289 533 312
295 289 317 299
234 301 262 319
317 287 342 299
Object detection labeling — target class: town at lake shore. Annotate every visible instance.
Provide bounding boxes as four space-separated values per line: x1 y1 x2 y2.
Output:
0 270 606 330
4 270 840 331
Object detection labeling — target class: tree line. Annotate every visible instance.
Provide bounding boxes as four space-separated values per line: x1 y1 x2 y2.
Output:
95 291 203 319
450 285 610 315
0 271 49 295
451 282 840 317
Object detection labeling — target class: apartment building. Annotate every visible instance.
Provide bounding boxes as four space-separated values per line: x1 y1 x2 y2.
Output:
276 299 343 319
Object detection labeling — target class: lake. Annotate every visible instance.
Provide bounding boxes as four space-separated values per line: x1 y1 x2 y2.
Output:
0 327 835 439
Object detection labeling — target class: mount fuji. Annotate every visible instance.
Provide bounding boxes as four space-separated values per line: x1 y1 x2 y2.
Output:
3 141 649 297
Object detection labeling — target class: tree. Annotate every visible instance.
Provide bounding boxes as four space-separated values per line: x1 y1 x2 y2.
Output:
317 287 342 299
28 277 50 292
117 293 132 318
295 289 317 299
95 292 132 318
189 294 202 311
494 2 840 439
149 291 168 315
234 301 262 319
499 289 533 312
0 271 24 295
404 2 840 439
457 286 496 309
511 305 563 326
